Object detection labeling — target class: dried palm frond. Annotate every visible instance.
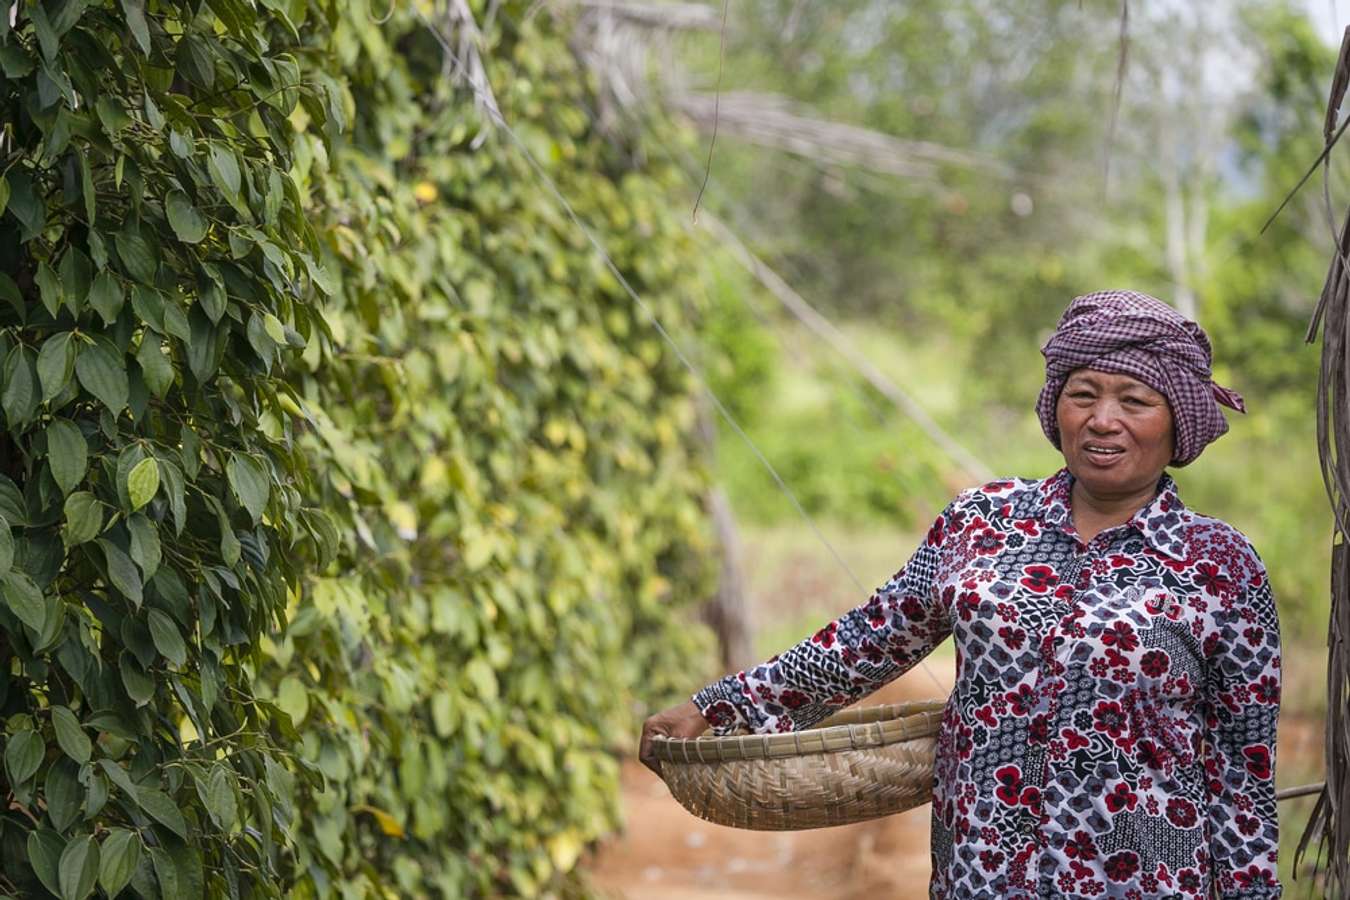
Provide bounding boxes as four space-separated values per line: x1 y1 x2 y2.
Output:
1295 26 1350 896
671 91 1016 181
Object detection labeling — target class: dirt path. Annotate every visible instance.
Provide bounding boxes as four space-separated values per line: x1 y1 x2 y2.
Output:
584 674 953 900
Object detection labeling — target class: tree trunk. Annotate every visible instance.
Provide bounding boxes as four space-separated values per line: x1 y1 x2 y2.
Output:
701 485 755 673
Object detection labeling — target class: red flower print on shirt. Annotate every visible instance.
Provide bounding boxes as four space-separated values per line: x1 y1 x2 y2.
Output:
1006 683 1036 716
1165 798 1198 828
1104 850 1140 882
1140 649 1170 677
1233 865 1277 888
1105 781 1138 813
1020 564 1060 593
1243 745 1272 780
1093 701 1128 740
1101 621 1139 651
994 765 1023 805
971 526 1005 555
1192 561 1235 597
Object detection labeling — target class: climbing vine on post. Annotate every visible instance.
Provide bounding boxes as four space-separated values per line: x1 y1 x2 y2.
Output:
259 2 721 895
0 1 338 895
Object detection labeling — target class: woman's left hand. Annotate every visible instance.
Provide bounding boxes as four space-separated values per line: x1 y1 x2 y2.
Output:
638 701 709 779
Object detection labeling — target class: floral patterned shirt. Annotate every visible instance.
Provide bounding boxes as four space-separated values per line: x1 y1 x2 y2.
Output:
692 468 1281 898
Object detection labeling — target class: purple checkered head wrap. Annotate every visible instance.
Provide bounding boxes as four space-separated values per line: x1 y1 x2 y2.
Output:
1036 290 1245 467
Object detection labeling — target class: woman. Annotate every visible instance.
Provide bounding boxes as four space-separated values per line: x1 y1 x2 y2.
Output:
640 291 1281 899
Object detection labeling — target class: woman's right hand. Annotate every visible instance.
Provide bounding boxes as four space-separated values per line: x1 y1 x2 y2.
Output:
639 700 711 779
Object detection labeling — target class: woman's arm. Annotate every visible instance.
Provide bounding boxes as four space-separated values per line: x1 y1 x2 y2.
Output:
1202 557 1282 896
690 498 961 736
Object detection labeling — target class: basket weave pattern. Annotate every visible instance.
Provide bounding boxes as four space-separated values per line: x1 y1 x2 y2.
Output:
653 699 946 830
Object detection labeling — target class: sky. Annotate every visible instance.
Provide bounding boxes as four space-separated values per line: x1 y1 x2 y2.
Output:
1309 0 1347 45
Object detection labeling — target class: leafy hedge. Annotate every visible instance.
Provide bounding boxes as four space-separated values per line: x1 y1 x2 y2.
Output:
1 0 718 897
263 5 718 894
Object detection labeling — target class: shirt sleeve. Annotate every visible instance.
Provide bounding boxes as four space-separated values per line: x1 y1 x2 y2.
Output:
690 496 961 736
1202 550 1282 898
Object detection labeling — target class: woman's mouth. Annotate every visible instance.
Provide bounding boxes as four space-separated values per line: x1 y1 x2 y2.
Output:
1083 443 1126 465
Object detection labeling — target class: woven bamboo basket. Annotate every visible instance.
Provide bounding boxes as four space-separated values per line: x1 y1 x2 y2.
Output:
650 698 946 831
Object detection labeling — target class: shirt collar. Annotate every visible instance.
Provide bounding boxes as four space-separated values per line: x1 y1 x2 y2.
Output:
1035 466 1189 560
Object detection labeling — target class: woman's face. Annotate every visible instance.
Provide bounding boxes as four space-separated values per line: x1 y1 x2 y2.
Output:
1055 368 1175 496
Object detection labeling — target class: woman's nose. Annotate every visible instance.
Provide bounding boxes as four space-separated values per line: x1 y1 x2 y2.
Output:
1086 401 1123 431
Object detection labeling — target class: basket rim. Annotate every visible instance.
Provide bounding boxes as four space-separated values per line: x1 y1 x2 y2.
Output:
651 698 946 764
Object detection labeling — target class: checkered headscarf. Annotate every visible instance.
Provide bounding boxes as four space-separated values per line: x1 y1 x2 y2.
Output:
1036 290 1245 467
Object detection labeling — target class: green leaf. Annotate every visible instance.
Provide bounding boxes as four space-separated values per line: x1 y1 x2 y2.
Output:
126 458 159 512
169 130 193 159
227 453 269 524
166 191 208 244
0 512 11 575
162 300 191 344
94 96 132 137
50 0 91 36
37 332 77 402
47 419 88 494
135 336 173 398
98 829 140 898
175 33 215 90
84 770 108 819
147 608 186 667
114 227 157 285
143 89 163 130
29 2 58 60
97 759 139 797
198 275 226 324
118 651 154 706
5 170 47 241
207 145 241 199
0 175 7 217
2 345 37 426
0 271 23 321
160 460 186 536
120 0 150 55
0 45 36 79
36 261 62 317
276 675 308 724
201 765 237 831
62 492 103 547
5 729 44 785
44 758 82 832
148 844 180 899
2 570 47 631
74 341 128 413
97 539 142 606
136 787 188 839
50 706 91 764
88 273 124 326
127 514 161 579
78 156 96 228
131 285 164 332
27 829 65 896
262 312 287 344
58 834 99 900
187 307 221 380
58 247 91 317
